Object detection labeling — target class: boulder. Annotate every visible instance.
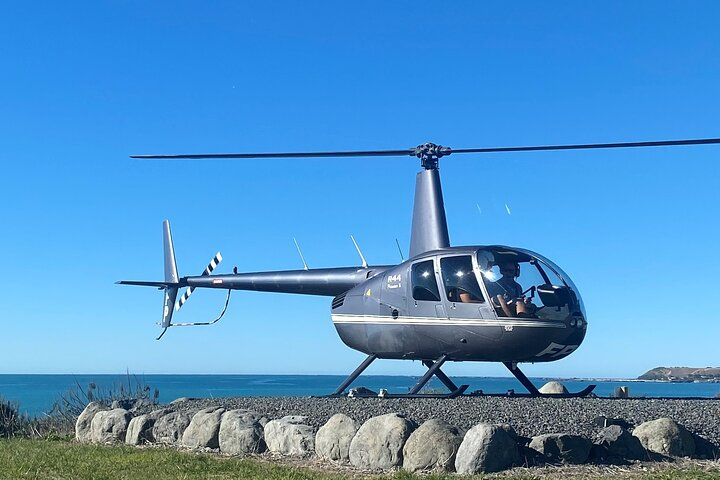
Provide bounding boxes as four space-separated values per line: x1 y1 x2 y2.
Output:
538 381 569 395
632 418 695 457
593 425 646 460
90 408 131 443
455 423 519 474
264 415 315 456
75 402 106 443
153 411 192 445
403 419 463 472
125 408 172 445
692 433 720 460
349 413 414 470
182 407 225 449
530 433 592 464
126 414 155 445
315 413 359 463
219 409 267 454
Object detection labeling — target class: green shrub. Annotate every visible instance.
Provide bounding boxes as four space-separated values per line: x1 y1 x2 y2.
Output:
0 397 23 438
50 373 159 424
2 374 160 439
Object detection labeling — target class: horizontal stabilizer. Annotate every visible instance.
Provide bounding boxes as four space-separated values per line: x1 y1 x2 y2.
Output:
116 280 177 287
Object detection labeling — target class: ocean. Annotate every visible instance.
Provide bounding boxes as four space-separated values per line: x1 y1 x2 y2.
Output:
1 374 718 417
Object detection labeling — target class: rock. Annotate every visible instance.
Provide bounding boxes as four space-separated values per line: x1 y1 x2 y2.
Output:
264 415 315 456
90 408 131 443
539 381 569 395
125 409 170 446
153 411 192 444
315 413 359 463
692 433 720 460
403 419 463 472
126 414 155 445
182 407 225 449
75 402 106 443
632 418 695 457
455 423 519 474
593 415 633 430
530 433 592 464
111 399 136 410
349 413 414 470
219 409 267 454
593 425 646 460
129 398 156 414
347 387 377 397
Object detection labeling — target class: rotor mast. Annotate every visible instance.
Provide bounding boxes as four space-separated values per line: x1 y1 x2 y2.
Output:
409 143 452 259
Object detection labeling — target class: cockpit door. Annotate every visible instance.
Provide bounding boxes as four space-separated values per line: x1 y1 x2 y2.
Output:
438 254 496 321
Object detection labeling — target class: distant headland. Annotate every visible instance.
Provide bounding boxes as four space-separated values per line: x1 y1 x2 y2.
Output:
638 367 720 382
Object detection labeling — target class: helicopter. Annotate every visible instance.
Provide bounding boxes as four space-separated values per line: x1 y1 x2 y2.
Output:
119 137 720 398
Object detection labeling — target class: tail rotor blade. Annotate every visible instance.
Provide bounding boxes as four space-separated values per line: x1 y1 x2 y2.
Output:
175 252 223 311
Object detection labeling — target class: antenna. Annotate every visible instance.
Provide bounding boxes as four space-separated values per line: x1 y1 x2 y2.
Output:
293 237 309 270
350 235 368 268
395 238 404 261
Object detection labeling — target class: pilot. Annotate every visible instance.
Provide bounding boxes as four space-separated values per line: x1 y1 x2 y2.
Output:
496 262 523 300
493 262 532 316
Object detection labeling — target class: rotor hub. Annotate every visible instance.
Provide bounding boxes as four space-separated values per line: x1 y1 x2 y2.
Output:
414 143 451 169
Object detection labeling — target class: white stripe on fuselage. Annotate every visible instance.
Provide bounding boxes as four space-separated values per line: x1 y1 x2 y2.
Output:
331 314 566 329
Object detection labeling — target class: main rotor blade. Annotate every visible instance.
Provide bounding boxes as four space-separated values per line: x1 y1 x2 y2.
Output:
450 137 720 154
131 149 415 159
131 137 720 160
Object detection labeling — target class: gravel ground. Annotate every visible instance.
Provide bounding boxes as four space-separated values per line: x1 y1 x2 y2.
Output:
170 396 720 446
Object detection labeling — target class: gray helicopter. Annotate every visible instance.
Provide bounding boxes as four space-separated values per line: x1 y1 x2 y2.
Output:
119 138 720 398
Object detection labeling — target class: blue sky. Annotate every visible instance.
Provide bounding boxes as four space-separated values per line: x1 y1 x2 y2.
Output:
0 1 718 379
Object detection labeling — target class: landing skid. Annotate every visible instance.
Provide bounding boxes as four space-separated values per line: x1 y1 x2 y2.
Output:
467 384 596 398
319 355 596 399
350 384 469 399
501 361 597 398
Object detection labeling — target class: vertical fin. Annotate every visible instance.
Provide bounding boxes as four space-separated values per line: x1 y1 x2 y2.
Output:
163 220 179 283
160 220 179 335
161 287 179 329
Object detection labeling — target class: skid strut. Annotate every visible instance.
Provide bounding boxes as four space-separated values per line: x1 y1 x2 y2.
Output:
408 354 451 394
423 359 460 392
331 354 377 396
327 353 469 398
501 362 597 398
503 362 541 396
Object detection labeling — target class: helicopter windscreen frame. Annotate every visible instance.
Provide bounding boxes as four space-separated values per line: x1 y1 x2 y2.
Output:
475 247 586 320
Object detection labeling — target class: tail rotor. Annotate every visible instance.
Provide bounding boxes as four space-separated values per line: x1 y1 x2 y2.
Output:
176 252 223 311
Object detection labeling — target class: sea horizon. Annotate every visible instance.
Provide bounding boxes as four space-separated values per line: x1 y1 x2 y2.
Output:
2 373 719 417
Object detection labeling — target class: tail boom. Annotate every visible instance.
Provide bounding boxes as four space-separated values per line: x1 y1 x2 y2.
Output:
183 266 392 297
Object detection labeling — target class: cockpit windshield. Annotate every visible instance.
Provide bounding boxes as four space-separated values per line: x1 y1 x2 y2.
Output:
476 247 585 321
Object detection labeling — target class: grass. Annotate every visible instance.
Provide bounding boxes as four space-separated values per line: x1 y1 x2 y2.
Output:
0 438 422 480
1 439 719 480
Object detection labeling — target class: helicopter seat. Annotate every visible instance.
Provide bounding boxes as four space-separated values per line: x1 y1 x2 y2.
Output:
413 286 440 302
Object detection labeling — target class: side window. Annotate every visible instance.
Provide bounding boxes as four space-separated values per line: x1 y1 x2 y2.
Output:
411 260 441 301
440 256 484 303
